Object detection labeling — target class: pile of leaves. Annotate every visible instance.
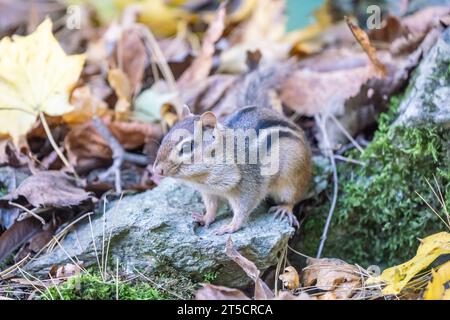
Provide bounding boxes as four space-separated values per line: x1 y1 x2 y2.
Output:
196 232 450 300
0 0 449 300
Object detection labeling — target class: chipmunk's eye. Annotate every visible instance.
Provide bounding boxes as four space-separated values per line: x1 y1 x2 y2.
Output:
179 140 194 157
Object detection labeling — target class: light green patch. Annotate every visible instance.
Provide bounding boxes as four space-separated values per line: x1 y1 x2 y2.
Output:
202 271 218 284
42 272 167 300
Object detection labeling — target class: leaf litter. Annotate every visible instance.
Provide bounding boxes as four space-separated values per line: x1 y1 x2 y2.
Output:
0 0 449 300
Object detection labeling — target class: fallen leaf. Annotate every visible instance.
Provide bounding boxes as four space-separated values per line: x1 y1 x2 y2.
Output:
64 121 113 173
225 237 274 300
279 266 300 290
65 118 162 172
424 261 450 300
63 85 109 125
133 84 178 123
139 0 189 37
368 232 450 295
302 258 361 294
117 27 148 94
2 171 92 208
218 0 289 73
0 218 42 263
178 2 226 87
0 19 85 146
108 68 132 120
0 139 28 167
195 284 250 300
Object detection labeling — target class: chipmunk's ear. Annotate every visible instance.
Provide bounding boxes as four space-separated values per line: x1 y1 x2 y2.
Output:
200 111 217 129
181 104 193 119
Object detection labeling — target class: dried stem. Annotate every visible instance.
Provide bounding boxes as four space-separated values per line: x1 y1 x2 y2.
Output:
39 112 79 180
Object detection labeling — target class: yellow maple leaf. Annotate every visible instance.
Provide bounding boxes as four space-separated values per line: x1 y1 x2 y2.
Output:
0 18 86 145
424 261 450 300
367 232 450 295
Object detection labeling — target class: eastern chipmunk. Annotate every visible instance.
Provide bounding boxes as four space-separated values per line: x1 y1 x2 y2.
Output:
153 59 311 235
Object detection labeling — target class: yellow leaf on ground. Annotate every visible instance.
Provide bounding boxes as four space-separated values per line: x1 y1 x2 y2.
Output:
139 0 188 37
0 18 86 145
108 68 132 120
368 232 450 295
424 261 450 300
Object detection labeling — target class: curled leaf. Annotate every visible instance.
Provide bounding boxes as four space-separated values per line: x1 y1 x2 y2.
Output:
368 232 450 295
279 266 300 290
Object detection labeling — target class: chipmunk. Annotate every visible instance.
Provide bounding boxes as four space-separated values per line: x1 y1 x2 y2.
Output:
153 59 312 235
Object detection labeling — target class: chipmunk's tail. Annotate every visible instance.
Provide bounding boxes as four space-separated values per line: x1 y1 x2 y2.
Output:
237 50 294 108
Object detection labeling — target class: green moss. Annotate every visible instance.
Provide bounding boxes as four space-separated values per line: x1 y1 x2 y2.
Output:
202 271 218 283
301 96 450 267
43 273 167 300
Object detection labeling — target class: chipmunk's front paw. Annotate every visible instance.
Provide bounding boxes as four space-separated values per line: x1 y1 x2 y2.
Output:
269 205 299 228
192 213 214 228
214 223 239 235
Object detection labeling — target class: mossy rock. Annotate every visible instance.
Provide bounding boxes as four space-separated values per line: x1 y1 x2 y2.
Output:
298 28 450 267
301 97 450 267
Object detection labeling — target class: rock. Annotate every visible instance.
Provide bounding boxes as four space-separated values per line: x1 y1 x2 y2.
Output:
395 27 450 127
26 178 294 288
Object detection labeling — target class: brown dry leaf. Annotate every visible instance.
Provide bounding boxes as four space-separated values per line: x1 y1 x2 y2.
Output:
178 2 226 87
117 28 148 94
2 171 92 208
181 74 238 115
0 217 42 263
278 266 300 290
281 57 378 116
65 121 112 172
0 139 28 167
108 68 132 120
302 258 361 298
195 284 250 300
369 15 406 43
107 118 163 150
63 85 109 125
225 237 274 300
402 6 450 36
383 6 450 55
65 118 162 171
345 17 387 76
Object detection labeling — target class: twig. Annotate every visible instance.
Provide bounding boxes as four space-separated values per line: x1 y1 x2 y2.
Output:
329 113 364 154
39 112 79 180
116 258 119 301
92 117 124 194
135 24 182 115
334 155 366 166
315 114 339 259
8 202 45 225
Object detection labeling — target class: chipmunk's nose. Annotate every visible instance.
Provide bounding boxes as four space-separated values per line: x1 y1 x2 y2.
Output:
153 162 164 176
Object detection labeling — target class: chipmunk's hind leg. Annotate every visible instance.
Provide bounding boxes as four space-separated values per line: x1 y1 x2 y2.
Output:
269 204 299 227
269 138 311 228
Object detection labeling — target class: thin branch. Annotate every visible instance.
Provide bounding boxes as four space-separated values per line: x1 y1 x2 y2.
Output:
8 202 45 225
315 114 339 259
39 112 79 180
329 113 364 154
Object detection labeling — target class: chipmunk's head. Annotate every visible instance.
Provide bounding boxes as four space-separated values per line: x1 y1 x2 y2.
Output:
153 106 223 180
